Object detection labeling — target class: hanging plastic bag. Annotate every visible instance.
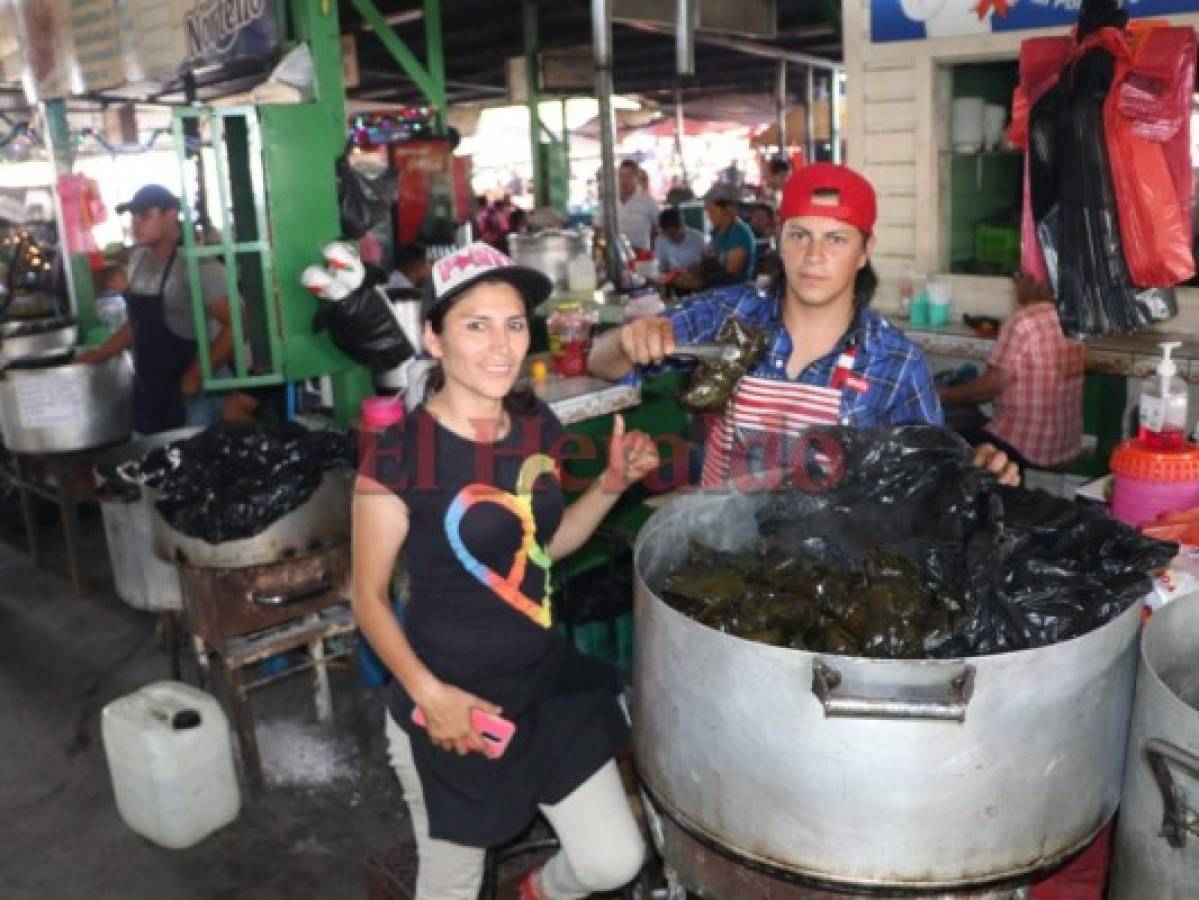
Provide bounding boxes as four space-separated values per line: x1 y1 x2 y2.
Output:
306 243 415 372
1027 33 1177 336
1103 25 1196 287
335 147 396 239
312 285 415 372
1010 36 1072 283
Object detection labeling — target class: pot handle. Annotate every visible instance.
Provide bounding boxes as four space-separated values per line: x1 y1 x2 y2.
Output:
1145 738 1199 849
811 660 975 722
252 574 334 607
115 460 144 487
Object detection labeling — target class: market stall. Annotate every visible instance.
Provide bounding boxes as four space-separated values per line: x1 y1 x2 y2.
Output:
6 0 1199 897
842 0 1199 323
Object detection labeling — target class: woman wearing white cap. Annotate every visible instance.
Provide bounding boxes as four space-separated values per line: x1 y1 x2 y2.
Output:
352 243 655 899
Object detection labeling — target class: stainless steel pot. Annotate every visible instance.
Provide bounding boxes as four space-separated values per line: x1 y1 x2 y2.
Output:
0 317 77 362
1109 593 1199 899
633 491 1141 893
134 465 354 569
93 430 195 612
0 353 132 453
507 229 589 293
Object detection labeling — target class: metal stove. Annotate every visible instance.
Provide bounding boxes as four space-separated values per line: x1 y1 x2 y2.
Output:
178 542 355 788
641 796 1033 900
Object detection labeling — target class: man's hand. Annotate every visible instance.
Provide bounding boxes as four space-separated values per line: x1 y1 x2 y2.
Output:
180 369 202 397
972 443 1020 487
618 317 675 366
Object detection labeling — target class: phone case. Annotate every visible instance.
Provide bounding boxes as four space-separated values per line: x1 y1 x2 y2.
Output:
411 707 517 759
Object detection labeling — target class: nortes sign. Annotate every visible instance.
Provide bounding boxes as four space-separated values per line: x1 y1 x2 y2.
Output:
183 0 279 68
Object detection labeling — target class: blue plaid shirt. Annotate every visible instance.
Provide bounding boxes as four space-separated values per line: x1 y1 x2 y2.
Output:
662 284 944 427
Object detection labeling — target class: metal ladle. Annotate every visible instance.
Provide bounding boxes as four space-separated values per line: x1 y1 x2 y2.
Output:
666 343 743 365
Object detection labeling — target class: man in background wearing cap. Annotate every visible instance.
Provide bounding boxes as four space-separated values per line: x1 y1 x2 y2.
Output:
79 184 235 434
701 184 756 286
589 162 1017 486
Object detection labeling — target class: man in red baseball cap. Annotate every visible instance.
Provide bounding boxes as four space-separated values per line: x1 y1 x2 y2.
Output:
589 162 1017 486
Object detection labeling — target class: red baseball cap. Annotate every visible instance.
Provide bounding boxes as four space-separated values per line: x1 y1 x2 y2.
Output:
779 163 877 235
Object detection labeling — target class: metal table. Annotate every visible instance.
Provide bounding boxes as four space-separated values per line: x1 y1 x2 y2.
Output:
0 446 108 598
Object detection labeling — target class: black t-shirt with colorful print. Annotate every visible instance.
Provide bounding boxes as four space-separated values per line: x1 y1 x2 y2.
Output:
361 402 626 847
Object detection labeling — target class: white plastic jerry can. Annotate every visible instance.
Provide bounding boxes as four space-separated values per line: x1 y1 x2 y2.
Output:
101 681 241 849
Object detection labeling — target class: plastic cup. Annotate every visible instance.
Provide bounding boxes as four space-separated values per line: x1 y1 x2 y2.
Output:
360 396 406 431
909 293 930 326
930 299 950 327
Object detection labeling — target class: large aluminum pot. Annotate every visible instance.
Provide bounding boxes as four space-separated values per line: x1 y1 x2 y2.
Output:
0 317 77 362
93 430 194 612
136 465 354 569
507 229 589 293
0 353 132 453
633 491 1141 893
1109 593 1199 899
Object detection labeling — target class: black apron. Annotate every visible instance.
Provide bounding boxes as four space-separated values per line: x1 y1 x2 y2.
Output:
127 249 198 435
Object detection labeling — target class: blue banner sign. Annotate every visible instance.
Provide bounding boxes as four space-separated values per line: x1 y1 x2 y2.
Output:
872 0 1199 43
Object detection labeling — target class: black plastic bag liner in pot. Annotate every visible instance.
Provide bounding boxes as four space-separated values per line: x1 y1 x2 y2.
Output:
140 422 355 544
657 426 1176 658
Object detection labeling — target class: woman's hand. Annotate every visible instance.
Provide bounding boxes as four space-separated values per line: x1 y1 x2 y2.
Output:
601 413 660 492
414 680 503 756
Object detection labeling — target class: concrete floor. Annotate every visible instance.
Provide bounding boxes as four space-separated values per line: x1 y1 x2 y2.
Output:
0 501 412 900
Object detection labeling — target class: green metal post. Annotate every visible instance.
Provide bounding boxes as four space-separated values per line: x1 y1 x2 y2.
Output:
298 0 349 105
423 0 448 118
523 0 546 207
42 100 101 342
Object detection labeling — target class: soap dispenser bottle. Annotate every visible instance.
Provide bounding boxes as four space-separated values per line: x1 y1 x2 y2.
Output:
1139 341 1188 451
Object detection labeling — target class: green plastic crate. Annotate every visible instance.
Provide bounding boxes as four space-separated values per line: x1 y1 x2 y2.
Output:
975 223 1020 273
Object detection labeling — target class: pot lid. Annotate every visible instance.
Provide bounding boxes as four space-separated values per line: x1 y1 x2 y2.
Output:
0 316 77 338
1 347 77 370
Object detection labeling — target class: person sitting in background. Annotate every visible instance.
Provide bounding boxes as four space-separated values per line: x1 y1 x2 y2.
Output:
388 243 431 293
748 203 782 280
473 196 506 251
748 203 776 241
507 208 531 238
665 177 695 206
764 155 792 195
937 274 1085 472
701 184 756 286
653 208 706 292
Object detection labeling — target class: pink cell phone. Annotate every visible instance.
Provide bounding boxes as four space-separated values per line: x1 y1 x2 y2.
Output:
411 707 517 759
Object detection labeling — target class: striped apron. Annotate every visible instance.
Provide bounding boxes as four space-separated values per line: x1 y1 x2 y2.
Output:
700 347 861 488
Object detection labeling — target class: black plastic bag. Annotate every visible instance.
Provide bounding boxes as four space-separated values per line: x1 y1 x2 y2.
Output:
312 280 415 372
336 151 396 240
1028 37 1177 336
140 423 355 543
659 426 1176 658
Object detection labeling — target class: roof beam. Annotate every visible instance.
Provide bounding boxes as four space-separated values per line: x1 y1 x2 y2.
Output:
619 20 843 71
